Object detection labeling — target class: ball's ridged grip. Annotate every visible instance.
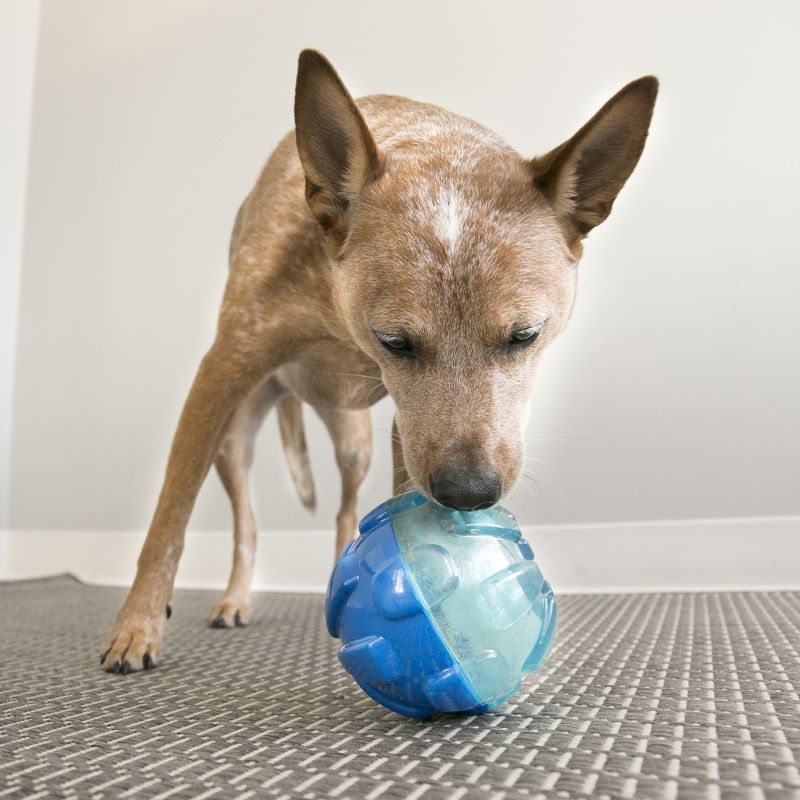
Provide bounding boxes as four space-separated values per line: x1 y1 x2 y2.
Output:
326 492 557 719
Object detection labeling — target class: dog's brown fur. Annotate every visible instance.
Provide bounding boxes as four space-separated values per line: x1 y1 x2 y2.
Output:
100 51 657 673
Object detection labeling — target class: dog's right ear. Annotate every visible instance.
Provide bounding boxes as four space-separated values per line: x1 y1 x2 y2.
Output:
294 50 383 234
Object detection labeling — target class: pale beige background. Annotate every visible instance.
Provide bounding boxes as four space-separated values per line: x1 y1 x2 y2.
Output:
9 0 800 534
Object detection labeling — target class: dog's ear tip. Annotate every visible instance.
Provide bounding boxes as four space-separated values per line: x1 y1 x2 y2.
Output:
297 49 333 73
626 75 660 103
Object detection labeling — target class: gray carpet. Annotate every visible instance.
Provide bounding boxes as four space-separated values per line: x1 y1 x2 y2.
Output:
1 576 799 800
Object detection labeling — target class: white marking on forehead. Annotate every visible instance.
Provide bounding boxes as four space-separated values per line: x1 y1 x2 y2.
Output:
434 187 466 258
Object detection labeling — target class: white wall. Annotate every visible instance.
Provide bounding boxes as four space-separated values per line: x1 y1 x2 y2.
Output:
1 0 40 536
9 0 800 541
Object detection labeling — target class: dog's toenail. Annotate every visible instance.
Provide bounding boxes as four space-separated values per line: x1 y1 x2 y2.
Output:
166 604 172 619
121 661 131 675
143 653 152 670
100 648 111 664
212 617 226 628
234 611 243 627
111 660 121 674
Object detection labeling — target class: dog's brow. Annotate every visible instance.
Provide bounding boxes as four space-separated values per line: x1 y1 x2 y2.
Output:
366 312 425 333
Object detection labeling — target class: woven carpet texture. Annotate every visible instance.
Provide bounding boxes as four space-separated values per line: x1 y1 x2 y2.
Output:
1 576 799 799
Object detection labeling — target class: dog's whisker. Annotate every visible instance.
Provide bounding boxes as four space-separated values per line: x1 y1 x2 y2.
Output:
508 475 537 502
303 298 349 325
372 429 403 445
526 433 583 445
324 372 384 382
369 388 387 404
522 469 566 503
516 472 540 498
523 455 551 465
373 428 400 442
394 477 415 494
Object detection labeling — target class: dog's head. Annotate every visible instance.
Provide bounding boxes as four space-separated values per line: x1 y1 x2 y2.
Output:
294 50 657 510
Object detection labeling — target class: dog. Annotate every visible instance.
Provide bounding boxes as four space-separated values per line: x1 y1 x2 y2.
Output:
100 50 657 673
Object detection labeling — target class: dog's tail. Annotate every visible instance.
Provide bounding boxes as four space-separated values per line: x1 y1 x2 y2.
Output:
276 394 317 512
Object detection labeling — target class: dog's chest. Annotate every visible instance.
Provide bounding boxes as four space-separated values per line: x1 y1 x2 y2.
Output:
277 343 387 410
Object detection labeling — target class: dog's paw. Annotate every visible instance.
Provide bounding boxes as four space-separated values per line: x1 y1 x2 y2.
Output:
208 597 249 629
100 614 164 674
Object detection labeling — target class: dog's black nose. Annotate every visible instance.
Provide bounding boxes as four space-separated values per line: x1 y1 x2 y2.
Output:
429 468 502 511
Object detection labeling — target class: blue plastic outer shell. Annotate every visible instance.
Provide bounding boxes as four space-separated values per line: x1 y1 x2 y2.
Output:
326 501 483 718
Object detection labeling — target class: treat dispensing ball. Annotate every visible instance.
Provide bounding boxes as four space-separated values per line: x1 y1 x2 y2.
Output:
325 491 557 719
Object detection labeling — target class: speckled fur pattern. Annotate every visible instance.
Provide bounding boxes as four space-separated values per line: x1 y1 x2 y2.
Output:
100 50 657 674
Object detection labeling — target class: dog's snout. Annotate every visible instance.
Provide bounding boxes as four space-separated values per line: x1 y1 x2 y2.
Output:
429 467 502 511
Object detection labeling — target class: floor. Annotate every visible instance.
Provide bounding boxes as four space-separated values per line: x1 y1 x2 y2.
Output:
1 576 799 800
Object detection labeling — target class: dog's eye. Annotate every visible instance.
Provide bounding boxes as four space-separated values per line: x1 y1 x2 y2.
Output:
375 331 416 358
507 324 543 348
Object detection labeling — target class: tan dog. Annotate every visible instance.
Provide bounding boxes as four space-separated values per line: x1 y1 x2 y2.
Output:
101 50 657 673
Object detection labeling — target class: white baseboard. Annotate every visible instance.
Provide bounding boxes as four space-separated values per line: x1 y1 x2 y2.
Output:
2 515 799 594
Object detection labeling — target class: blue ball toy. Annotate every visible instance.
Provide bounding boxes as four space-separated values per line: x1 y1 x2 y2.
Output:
325 491 557 719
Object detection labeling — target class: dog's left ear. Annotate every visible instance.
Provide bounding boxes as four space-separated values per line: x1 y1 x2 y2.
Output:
294 50 383 235
531 76 658 242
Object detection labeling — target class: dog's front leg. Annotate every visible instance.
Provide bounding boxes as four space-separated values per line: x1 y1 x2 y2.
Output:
100 338 279 674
